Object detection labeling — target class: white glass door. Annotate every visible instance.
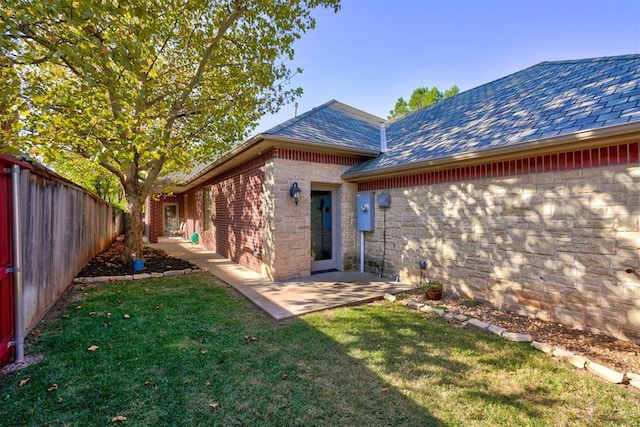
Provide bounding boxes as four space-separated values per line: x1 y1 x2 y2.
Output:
310 189 337 272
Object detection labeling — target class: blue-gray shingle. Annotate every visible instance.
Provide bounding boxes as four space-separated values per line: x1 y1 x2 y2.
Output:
345 54 640 176
262 100 383 152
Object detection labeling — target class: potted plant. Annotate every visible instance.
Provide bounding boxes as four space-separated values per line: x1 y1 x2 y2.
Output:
421 280 443 300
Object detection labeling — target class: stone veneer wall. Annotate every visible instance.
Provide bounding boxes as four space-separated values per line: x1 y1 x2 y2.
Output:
358 142 640 342
263 148 363 280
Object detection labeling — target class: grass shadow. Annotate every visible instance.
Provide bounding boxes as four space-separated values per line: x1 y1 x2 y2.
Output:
302 302 640 424
0 275 440 426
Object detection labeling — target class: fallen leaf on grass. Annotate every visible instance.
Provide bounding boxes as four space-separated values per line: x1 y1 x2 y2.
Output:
281 374 288 380
87 345 99 352
111 415 127 422
75 306 82 310
123 314 130 319
18 378 30 387
205 381 212 386
209 402 219 410
154 305 162 310
144 381 151 386
200 350 208 354
381 387 389 393
47 384 58 392
89 312 97 316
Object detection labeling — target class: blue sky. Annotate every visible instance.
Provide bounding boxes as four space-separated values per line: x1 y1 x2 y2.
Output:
252 0 640 135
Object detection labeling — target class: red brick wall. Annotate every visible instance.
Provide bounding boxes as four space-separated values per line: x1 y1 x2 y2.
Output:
211 166 265 271
184 153 269 273
147 194 183 243
184 190 200 242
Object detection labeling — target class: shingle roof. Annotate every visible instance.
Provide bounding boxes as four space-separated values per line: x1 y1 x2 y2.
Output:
263 100 384 152
344 54 640 176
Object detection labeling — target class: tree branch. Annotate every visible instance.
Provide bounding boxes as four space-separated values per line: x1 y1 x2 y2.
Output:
99 159 125 184
166 1 245 129
141 153 167 196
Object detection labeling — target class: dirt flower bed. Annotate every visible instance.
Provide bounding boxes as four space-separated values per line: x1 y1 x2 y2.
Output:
76 237 197 277
403 291 640 377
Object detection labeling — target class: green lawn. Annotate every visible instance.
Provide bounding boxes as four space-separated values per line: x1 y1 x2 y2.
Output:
1 275 638 426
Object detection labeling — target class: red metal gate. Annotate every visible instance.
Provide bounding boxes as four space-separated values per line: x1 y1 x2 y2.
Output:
0 157 15 365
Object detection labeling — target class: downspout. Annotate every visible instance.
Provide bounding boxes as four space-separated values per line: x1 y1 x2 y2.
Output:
11 164 24 363
360 231 365 273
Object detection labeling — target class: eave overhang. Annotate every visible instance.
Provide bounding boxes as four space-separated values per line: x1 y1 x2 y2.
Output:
342 122 640 182
166 134 380 193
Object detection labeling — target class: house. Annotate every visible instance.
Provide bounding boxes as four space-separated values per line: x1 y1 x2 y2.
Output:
146 54 640 342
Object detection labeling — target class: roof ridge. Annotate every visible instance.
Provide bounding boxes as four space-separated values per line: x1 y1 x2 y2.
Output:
537 53 640 67
385 64 541 125
332 102 385 125
263 100 339 135
348 54 640 178
387 54 640 126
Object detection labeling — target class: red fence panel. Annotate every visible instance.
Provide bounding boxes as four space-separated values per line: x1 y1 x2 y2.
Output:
0 159 14 366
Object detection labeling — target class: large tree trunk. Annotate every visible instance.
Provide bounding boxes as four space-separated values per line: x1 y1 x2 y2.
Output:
119 154 164 264
122 190 145 263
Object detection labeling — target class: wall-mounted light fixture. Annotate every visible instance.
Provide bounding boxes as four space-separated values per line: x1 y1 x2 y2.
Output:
289 182 301 205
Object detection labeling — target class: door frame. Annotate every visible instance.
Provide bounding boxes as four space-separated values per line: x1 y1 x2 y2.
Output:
162 203 179 236
310 185 341 272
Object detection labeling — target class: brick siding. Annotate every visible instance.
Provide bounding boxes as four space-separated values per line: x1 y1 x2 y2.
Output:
148 194 183 243
176 152 272 272
357 141 640 343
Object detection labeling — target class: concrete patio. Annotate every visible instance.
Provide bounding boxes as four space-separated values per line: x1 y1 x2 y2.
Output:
152 237 415 320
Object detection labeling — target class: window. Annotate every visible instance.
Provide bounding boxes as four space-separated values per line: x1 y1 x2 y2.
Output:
203 188 211 231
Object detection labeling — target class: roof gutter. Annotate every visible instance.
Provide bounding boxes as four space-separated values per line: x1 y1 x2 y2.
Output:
343 121 640 180
179 133 266 185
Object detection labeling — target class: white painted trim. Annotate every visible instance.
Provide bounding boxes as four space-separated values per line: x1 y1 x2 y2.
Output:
310 186 340 272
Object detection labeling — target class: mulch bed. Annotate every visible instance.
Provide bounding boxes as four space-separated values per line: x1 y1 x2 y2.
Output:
76 237 197 277
409 292 640 378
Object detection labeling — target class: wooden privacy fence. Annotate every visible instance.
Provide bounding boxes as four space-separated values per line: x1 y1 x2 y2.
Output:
18 162 123 331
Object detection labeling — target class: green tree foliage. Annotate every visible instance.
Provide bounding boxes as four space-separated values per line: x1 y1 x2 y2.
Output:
388 85 459 119
48 152 124 207
0 62 21 153
1 0 340 261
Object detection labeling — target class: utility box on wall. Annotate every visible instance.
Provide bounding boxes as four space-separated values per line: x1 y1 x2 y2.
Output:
356 192 375 231
378 193 391 209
